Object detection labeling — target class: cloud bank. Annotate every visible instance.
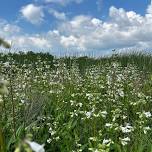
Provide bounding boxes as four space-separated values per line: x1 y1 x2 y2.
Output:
1 1 152 55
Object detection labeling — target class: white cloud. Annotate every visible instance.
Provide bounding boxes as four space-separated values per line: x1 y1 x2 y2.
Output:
48 9 67 20
96 0 103 11
0 19 21 37
45 0 84 6
61 35 78 47
29 36 51 48
11 35 52 50
70 15 91 28
60 35 85 49
20 4 44 25
3 24 21 34
2 1 152 55
109 6 144 28
91 18 102 26
147 1 152 14
53 3 152 52
0 19 51 50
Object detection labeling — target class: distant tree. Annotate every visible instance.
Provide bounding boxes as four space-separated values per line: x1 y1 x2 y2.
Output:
0 38 11 48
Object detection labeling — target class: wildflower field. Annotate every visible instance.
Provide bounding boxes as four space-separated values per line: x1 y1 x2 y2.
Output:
0 52 152 152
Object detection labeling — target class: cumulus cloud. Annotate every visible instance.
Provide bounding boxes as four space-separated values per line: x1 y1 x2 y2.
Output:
13 35 51 49
20 4 44 25
61 35 80 48
2 1 152 55
3 24 21 34
0 19 51 50
0 19 21 37
55 4 152 51
48 9 67 20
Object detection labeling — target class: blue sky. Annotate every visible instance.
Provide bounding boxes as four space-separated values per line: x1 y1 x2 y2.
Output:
0 0 152 55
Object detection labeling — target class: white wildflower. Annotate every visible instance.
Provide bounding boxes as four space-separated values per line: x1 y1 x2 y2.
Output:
118 89 124 97
144 111 151 118
100 111 108 118
25 140 45 152
102 139 111 145
120 123 134 133
78 102 83 107
86 111 92 118
105 123 112 128
47 138 52 143
120 137 130 146
143 126 151 134
89 137 97 141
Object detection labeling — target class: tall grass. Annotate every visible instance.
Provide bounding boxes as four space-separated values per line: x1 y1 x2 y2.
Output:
0 51 152 151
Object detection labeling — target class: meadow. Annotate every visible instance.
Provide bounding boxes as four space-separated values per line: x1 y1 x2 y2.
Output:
0 51 152 152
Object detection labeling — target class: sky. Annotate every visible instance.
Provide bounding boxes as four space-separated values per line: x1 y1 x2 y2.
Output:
0 0 152 56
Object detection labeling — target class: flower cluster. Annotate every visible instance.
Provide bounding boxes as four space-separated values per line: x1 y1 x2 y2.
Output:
1 55 152 152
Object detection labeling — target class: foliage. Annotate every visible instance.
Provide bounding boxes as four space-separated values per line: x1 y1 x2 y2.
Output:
0 38 11 49
0 51 152 152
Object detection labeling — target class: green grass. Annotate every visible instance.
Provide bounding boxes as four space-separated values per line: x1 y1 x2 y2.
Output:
0 51 152 152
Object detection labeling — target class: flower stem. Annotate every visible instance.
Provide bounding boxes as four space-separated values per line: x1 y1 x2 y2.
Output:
10 78 16 139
